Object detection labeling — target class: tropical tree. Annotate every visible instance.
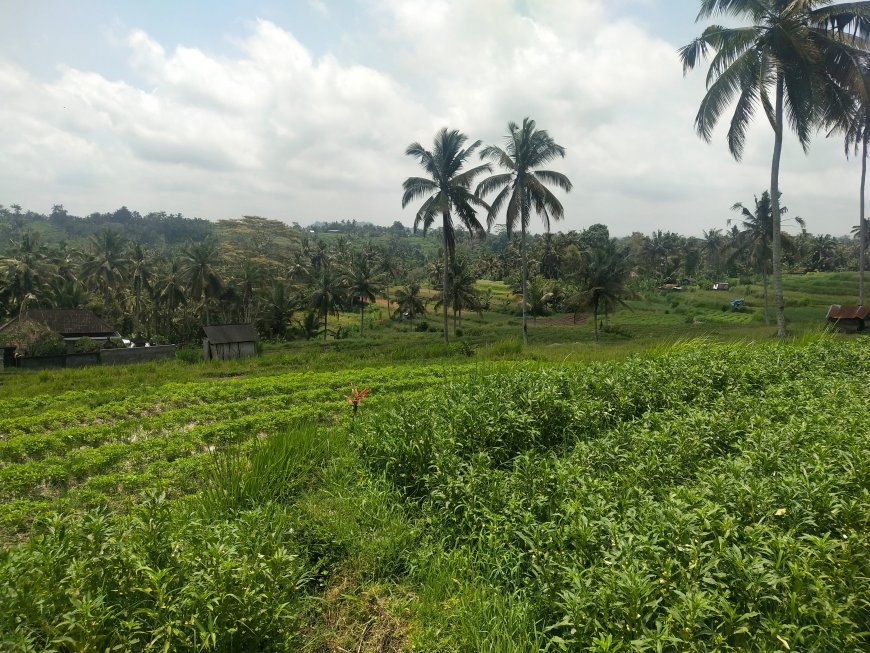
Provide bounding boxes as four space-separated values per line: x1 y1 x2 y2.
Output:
731 191 803 323
157 259 187 338
434 256 481 333
0 233 50 315
527 275 555 320
345 253 385 336
680 0 870 337
263 281 297 338
572 242 632 342
377 243 404 318
50 278 88 309
180 239 224 326
701 228 727 278
309 265 346 341
828 63 870 304
476 117 572 345
80 229 130 311
129 243 152 335
394 282 427 324
402 128 491 344
297 310 322 340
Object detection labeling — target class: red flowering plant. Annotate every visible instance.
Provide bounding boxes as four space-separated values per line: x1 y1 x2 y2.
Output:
345 384 369 419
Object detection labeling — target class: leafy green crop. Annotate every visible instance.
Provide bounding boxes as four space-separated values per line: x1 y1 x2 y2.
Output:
356 338 870 650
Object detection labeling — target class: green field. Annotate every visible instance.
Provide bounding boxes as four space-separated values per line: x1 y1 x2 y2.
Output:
0 275 868 651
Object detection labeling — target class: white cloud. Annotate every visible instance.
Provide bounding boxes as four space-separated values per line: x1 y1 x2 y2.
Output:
0 3 859 236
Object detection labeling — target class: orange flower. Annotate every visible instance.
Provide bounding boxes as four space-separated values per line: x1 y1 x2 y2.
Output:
345 384 369 405
345 385 369 418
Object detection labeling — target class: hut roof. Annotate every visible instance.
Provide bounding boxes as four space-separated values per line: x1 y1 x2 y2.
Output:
826 305 869 320
203 324 259 344
0 309 116 337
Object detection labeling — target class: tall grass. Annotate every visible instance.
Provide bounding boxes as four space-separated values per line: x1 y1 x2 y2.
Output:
199 421 331 515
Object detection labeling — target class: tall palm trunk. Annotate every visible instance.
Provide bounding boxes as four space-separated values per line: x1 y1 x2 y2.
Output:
441 211 450 345
860 138 867 306
771 75 786 338
359 299 365 336
762 267 770 325
323 310 328 342
520 220 529 346
592 299 599 342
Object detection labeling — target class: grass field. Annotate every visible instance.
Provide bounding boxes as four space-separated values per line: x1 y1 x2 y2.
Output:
0 272 867 651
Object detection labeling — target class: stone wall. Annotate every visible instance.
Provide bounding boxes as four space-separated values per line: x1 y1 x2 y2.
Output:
11 345 177 370
99 346 177 365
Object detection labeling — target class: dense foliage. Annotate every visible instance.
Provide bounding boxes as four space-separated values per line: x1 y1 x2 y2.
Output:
0 202 863 348
358 339 870 650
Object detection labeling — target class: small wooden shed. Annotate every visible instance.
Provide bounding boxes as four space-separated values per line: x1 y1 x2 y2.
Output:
202 324 259 360
826 305 868 332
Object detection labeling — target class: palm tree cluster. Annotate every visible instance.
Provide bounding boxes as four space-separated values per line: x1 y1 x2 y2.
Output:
681 0 870 335
403 118 573 344
0 223 412 344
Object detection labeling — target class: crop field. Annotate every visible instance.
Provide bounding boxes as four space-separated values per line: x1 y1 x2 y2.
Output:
0 362 468 537
0 334 868 651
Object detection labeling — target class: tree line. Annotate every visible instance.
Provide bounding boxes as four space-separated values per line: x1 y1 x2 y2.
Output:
0 199 862 346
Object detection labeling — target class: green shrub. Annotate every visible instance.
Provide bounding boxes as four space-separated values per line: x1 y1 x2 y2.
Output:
29 332 65 357
175 346 203 364
415 321 429 332
74 337 101 354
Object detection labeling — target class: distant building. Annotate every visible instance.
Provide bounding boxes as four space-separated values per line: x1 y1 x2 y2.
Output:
826 305 868 332
0 309 120 352
202 324 259 360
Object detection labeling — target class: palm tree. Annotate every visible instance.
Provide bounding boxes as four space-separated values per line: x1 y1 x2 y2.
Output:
680 1 870 337
377 243 404 319
476 117 573 345
572 242 632 342
731 192 803 324
309 264 346 341
0 233 50 314
701 228 727 278
394 283 427 324
180 239 223 326
345 253 385 336
234 259 263 325
527 275 555 321
263 281 297 338
297 310 322 340
402 128 491 344
50 278 88 309
434 256 481 333
129 243 152 335
828 64 870 304
80 229 130 310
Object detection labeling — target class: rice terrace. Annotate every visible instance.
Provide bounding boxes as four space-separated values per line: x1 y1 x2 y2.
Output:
2 1 870 651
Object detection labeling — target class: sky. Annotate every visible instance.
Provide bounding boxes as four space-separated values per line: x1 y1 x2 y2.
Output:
0 0 858 237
